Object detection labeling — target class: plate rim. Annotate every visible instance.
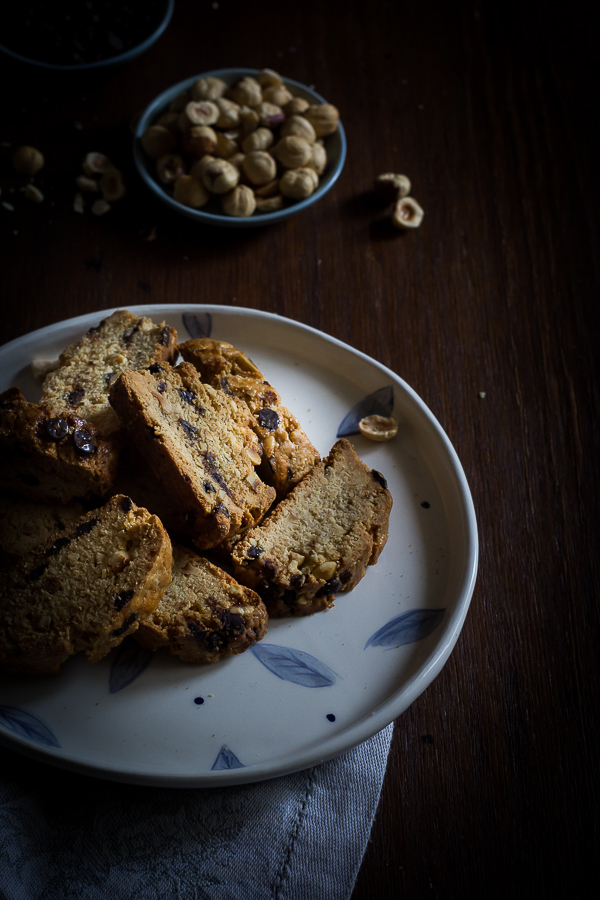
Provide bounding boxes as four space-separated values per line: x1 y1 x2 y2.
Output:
0 304 478 787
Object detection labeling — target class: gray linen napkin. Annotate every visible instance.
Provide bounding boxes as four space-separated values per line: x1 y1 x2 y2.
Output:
0 724 392 900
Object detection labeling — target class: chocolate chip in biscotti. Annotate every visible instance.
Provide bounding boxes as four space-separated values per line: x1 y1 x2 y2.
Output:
133 543 268 664
40 310 178 435
0 387 117 503
178 338 320 500
0 494 173 675
108 362 275 550
231 438 393 618
371 469 388 489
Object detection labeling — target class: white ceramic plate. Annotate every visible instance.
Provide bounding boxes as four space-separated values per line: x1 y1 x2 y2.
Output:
0 305 478 787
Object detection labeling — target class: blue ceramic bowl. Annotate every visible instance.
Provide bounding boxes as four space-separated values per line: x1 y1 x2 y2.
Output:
133 68 347 228
0 0 174 71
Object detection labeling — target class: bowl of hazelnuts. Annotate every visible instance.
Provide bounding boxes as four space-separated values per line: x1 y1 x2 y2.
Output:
133 67 346 226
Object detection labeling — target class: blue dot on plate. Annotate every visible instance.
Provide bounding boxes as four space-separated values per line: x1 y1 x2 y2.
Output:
194 697 204 705
326 713 336 722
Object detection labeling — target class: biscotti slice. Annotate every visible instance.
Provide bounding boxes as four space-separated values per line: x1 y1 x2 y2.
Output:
231 438 393 617
40 310 178 434
134 543 268 663
109 362 276 549
0 495 173 675
0 387 118 503
0 493 85 564
179 338 320 499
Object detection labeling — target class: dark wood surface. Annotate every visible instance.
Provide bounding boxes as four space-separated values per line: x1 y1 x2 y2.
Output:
1 1 598 897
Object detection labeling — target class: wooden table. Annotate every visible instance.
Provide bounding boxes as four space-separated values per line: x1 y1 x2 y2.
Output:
1 1 598 896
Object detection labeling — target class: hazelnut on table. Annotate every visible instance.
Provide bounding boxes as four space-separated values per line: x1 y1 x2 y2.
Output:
375 173 411 203
82 151 113 175
23 184 44 203
392 196 424 229
12 146 44 175
100 168 126 202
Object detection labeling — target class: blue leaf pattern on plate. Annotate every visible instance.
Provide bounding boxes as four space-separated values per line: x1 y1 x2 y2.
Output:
365 608 446 649
337 385 394 437
182 312 213 339
109 638 154 693
250 643 337 687
0 705 60 748
212 745 245 770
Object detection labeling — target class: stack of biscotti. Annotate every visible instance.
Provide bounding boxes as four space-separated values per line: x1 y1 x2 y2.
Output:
0 387 118 502
231 439 393 616
40 310 178 435
179 338 320 499
134 543 268 663
109 361 276 549
0 495 173 674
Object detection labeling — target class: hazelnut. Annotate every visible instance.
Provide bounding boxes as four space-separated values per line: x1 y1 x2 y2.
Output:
183 125 217 156
228 76 263 108
375 173 411 203
156 112 180 133
283 96 309 117
141 125 176 160
189 155 216 179
307 142 327 175
279 168 318 199
181 100 219 128
215 97 241 129
82 151 112 175
214 132 239 159
392 196 424 229
156 153 185 184
241 127 274 153
12 145 45 175
173 175 210 208
23 184 44 203
191 75 227 101
262 84 294 107
255 194 284 213
257 68 283 87
239 106 260 137
280 114 317 143
222 184 256 217
256 101 285 129
304 103 340 137
254 178 280 197
228 152 246 169
76 175 99 192
169 91 191 112
358 415 398 441
73 193 84 214
100 168 126 202
272 135 313 169
242 150 277 185
201 159 240 194
91 198 111 216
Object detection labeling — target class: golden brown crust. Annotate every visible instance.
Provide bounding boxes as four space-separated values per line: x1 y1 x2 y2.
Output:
231 439 392 617
109 362 275 549
0 495 172 674
179 338 320 498
135 543 268 663
0 387 118 502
